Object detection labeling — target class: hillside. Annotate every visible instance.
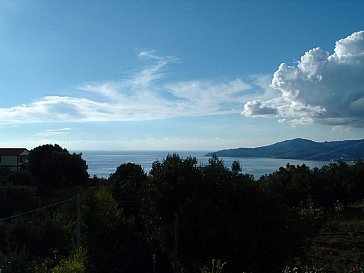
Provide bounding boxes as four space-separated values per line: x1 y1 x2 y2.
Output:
206 138 364 161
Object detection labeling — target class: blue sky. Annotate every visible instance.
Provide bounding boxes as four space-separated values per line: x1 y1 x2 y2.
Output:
1 1 364 151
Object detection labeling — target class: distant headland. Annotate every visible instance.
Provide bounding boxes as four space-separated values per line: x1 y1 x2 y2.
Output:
206 138 364 161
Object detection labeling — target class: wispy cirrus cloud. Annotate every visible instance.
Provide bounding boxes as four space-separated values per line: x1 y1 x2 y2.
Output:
36 128 72 138
242 30 364 129
0 51 253 124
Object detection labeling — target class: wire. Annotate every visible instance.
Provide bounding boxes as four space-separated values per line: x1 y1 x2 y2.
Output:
0 196 75 222
303 140 364 160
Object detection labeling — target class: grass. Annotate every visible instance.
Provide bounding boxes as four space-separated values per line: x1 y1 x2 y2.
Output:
296 201 364 273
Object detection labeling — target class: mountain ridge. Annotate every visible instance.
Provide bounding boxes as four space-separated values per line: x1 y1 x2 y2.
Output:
206 138 364 161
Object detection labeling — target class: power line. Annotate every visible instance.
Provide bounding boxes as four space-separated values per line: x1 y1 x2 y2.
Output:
303 140 364 160
0 196 75 222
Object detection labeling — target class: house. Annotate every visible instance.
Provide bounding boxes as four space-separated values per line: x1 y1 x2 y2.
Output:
0 148 29 171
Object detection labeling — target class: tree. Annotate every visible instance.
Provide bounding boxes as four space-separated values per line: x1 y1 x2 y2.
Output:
141 155 299 273
7 169 35 186
28 144 89 192
140 154 200 272
83 187 136 272
0 185 39 218
109 162 147 221
231 161 242 174
109 163 147 201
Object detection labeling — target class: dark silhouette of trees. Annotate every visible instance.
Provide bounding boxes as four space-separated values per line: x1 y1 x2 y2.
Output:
140 154 305 273
7 170 35 186
0 185 39 218
259 160 364 208
109 162 147 203
83 188 137 272
28 144 89 192
1 143 363 273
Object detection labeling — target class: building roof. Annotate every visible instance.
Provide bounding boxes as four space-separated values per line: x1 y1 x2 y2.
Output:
0 148 29 156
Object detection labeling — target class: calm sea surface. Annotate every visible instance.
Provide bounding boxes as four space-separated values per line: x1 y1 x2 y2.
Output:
79 150 331 180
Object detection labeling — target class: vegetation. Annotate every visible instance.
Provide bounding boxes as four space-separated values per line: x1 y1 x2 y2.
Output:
28 144 89 193
51 248 86 273
0 144 364 272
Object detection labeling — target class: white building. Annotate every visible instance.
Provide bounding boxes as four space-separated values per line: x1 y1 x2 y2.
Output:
0 148 29 171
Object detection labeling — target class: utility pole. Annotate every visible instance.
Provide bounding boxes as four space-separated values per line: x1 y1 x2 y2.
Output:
174 213 179 273
76 193 81 248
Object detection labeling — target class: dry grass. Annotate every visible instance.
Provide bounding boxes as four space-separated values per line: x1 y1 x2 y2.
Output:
298 201 364 272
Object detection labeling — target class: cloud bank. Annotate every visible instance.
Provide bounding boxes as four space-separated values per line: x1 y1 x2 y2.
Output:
242 31 364 128
0 51 251 124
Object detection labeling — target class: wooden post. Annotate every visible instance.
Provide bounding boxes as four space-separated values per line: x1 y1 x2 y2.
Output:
152 252 156 273
76 193 81 248
174 213 179 273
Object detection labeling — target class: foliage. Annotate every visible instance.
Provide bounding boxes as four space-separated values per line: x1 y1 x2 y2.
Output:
109 162 147 217
259 160 364 208
0 185 39 218
141 154 200 251
28 144 89 192
200 259 227 273
83 187 136 272
1 210 74 259
231 160 242 174
7 170 35 186
141 154 305 273
282 265 323 273
351 260 364 273
51 248 86 273
0 247 30 273
0 167 11 184
0 198 77 273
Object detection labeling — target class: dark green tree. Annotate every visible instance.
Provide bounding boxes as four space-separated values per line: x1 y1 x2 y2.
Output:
7 169 35 186
141 155 301 273
0 185 39 218
109 162 147 223
83 187 136 272
28 144 89 192
140 154 200 272
231 160 242 174
109 163 147 201
0 167 11 185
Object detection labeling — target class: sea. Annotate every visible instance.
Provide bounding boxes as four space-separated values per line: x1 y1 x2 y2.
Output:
79 150 331 180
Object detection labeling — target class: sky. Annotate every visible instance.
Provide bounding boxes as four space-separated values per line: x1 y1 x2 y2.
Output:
1 1 364 151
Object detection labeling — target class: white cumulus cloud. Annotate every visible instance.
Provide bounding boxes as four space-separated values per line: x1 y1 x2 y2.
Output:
242 100 278 117
242 30 364 128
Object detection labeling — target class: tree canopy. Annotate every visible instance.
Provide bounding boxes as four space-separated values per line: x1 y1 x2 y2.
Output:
28 144 89 191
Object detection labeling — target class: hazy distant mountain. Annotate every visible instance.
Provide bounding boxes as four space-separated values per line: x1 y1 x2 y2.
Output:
206 138 364 161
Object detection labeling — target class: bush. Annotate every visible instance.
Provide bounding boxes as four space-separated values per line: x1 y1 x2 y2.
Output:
0 185 39 218
282 265 323 273
201 259 226 273
0 247 30 273
7 170 35 186
51 248 86 273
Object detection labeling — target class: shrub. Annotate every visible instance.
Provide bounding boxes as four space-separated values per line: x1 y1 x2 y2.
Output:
51 248 86 273
0 247 30 273
282 265 323 273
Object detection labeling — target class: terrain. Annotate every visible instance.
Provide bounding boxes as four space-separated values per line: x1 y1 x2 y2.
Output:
206 138 364 161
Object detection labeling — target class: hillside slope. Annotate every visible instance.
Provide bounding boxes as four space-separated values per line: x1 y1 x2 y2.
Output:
206 138 364 161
